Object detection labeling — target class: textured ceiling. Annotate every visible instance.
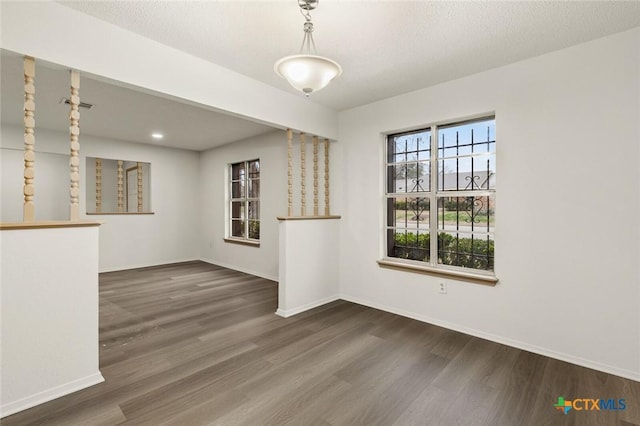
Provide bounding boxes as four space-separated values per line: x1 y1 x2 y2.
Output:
3 2 638 151
0 52 276 151
59 1 640 111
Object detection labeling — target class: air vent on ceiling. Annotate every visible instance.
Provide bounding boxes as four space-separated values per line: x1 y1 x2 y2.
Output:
59 97 94 109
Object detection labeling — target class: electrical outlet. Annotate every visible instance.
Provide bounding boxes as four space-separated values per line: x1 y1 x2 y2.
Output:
439 282 447 294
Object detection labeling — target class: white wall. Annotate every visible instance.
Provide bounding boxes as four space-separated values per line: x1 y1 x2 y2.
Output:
1 226 103 417
0 124 200 272
199 130 287 281
277 219 341 317
337 28 640 380
1 148 69 221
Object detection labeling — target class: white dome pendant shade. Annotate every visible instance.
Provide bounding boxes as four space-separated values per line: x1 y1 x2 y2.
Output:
274 0 341 97
274 54 342 96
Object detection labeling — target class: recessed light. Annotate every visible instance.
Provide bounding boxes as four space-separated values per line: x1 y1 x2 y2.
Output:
151 133 163 139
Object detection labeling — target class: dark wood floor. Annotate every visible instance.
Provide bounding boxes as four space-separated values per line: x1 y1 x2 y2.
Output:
3 261 638 425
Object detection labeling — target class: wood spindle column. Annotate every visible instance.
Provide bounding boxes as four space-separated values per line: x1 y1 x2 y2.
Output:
69 70 81 220
313 136 319 216
324 138 330 216
117 160 124 212
137 162 143 212
23 56 36 222
287 129 293 216
95 158 102 213
300 132 306 216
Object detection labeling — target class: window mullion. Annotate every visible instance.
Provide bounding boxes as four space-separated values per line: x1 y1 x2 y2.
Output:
244 161 249 239
429 126 438 267
229 166 233 237
245 199 249 238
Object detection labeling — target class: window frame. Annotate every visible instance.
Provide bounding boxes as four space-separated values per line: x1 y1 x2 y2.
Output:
382 115 497 282
227 159 260 245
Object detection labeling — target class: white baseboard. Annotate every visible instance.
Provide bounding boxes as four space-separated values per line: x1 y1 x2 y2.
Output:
0 372 105 418
199 258 278 282
339 294 640 383
276 295 340 318
99 258 198 273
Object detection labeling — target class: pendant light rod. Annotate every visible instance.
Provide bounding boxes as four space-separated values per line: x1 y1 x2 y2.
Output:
299 0 318 54
300 21 317 54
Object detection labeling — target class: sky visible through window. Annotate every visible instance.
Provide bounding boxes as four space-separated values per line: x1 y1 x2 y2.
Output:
393 119 496 186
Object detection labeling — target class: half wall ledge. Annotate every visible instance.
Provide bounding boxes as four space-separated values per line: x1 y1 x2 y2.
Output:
277 215 341 221
1 220 103 230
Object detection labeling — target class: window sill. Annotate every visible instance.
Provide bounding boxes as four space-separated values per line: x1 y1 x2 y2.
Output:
224 237 260 247
377 259 498 286
86 212 155 215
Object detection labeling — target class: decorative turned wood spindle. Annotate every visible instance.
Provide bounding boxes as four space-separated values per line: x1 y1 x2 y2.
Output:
23 56 36 222
117 160 124 212
313 136 319 216
69 70 81 220
137 162 143 213
95 158 102 213
287 129 293 216
300 132 306 216
324 138 330 216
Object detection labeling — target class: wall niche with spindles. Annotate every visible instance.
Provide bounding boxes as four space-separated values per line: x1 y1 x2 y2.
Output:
85 157 153 214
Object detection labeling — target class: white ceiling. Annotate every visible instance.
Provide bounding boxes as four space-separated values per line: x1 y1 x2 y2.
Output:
2 2 638 151
59 0 640 111
0 52 276 151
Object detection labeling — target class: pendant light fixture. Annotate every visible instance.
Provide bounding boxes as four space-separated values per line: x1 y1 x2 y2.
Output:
274 0 341 97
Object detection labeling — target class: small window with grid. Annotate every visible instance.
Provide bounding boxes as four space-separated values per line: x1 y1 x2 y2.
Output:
229 159 260 241
386 117 495 274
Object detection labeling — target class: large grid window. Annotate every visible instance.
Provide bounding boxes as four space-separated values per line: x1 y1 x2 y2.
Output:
386 117 495 273
229 159 260 241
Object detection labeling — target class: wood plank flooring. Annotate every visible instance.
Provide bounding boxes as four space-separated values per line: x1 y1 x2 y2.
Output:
3 261 639 425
